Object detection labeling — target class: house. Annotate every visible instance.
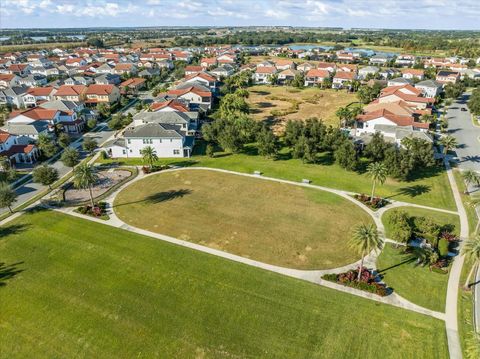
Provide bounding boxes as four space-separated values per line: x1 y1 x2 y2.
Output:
54 85 87 102
21 86 56 107
356 108 429 133
387 77 412 87
395 55 416 67
415 80 443 98
200 57 218 69
85 84 120 105
209 65 235 79
369 55 389 66
274 59 296 71
436 70 460 84
150 99 190 113
106 122 194 158
401 68 424 80
64 76 93 86
18 74 47 87
0 74 20 89
304 69 330 87
95 63 115 74
0 129 40 165
278 69 300 84
337 64 358 73
379 68 399 80
297 62 315 73
6 107 60 140
94 73 122 85
119 78 146 95
378 85 434 109
114 63 138 76
168 84 212 110
131 111 197 132
336 51 356 63
7 64 30 76
332 71 356 89
0 86 29 108
39 100 87 134
358 66 379 80
254 66 277 84
30 65 59 77
183 72 217 91
138 68 160 78
185 66 204 76
217 53 236 64
65 57 88 67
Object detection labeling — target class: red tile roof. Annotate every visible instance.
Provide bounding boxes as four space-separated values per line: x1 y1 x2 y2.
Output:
86 84 116 95
150 99 189 112
55 85 86 97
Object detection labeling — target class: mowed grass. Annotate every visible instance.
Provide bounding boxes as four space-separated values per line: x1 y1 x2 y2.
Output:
377 244 449 312
99 144 456 210
114 169 373 269
382 206 460 239
0 210 448 358
247 85 356 128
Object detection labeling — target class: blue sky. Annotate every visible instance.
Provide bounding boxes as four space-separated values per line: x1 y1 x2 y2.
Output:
1 0 479 30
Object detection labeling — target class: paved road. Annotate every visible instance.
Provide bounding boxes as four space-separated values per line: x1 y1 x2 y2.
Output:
0 124 115 215
447 92 480 171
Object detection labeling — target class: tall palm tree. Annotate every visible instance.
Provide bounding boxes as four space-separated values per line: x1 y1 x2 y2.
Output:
140 146 158 169
462 235 480 289
335 107 350 128
462 170 480 194
440 135 458 155
366 162 388 202
349 224 383 281
73 163 98 208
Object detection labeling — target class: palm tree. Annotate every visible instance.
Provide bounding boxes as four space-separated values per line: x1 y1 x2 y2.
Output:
440 135 458 155
462 170 480 194
73 163 98 208
462 235 480 289
140 146 158 169
349 224 383 281
366 162 388 202
335 107 350 128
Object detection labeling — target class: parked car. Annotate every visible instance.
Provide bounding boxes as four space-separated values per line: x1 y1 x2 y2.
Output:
461 108 467 111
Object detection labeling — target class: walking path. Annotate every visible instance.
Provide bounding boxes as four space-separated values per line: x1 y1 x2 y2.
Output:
444 159 469 359
47 166 450 321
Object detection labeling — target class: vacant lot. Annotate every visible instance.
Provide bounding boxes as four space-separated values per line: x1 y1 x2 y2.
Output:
0 211 448 358
114 169 373 269
248 85 356 129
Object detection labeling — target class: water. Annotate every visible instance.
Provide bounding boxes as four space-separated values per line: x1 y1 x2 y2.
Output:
0 35 86 42
289 44 333 51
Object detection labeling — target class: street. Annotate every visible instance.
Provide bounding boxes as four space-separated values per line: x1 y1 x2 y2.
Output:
447 92 480 172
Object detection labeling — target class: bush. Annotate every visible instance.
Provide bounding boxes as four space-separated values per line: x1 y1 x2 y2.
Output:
322 268 390 297
438 238 450 257
100 150 108 160
354 194 389 209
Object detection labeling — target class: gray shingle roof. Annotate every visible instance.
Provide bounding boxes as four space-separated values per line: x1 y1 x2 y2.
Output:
124 123 183 139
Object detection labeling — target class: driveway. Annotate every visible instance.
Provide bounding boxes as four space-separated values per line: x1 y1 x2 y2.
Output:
447 92 480 172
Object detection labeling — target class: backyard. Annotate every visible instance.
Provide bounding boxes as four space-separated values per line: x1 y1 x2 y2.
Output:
247 85 356 130
113 169 373 269
0 210 448 358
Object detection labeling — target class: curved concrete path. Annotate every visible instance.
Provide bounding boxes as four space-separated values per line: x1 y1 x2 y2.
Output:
51 166 447 321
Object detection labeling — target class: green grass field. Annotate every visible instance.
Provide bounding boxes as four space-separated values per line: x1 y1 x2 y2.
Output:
377 244 449 312
114 169 373 269
382 206 461 239
99 143 456 211
0 210 448 358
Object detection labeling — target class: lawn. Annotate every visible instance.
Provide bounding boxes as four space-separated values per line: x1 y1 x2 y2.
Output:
247 85 356 129
0 210 448 358
114 169 373 269
382 206 461 239
453 169 478 236
377 243 449 312
99 144 456 211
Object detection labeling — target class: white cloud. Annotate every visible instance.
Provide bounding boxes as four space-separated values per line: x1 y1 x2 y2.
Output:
264 9 290 19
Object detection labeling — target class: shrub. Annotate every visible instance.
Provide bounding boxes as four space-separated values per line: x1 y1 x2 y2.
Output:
431 266 448 274
142 166 151 174
322 273 338 282
438 238 450 257
440 231 458 242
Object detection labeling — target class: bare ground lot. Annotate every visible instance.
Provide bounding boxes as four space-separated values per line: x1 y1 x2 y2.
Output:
248 85 357 131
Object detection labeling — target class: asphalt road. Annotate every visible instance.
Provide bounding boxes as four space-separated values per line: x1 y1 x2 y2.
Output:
447 92 480 172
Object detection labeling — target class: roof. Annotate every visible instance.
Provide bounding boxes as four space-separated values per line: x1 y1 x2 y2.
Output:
86 84 116 95
184 72 216 82
415 79 442 88
124 122 183 139
437 70 460 77
334 71 355 80
133 111 191 125
120 78 146 88
55 85 86 96
185 66 203 72
0 144 36 157
26 86 55 97
0 129 11 144
168 86 211 98
380 86 434 104
150 99 189 112
305 69 329 78
255 67 277 74
401 68 424 75
357 109 429 129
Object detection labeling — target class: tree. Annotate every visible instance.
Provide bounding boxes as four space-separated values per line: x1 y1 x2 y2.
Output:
0 181 17 213
367 162 387 202
140 146 158 169
87 118 97 130
468 89 480 116
269 73 278 86
257 125 278 158
97 103 111 119
444 82 465 99
32 165 59 189
60 147 80 169
86 37 104 48
357 83 382 104
82 137 97 154
73 163 98 208
388 210 413 243
37 133 57 158
206 143 215 158
57 132 71 149
334 141 358 171
218 93 249 118
364 132 389 162
335 106 350 127
349 223 383 281
462 170 480 194
462 235 480 289
440 135 458 155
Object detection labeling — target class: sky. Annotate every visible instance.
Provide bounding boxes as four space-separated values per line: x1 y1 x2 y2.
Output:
1 0 479 30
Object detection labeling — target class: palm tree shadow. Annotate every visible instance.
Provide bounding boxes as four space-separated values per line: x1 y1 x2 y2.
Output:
114 189 192 207
386 185 431 199
0 262 24 287
377 256 416 273
0 223 29 239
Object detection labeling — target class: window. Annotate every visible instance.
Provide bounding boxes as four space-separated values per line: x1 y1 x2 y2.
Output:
173 149 180 155
127 139 131 144
122 150 126 155
142 139 153 144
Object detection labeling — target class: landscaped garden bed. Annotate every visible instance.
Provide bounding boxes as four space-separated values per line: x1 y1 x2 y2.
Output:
353 193 389 209
74 201 109 220
322 267 391 297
